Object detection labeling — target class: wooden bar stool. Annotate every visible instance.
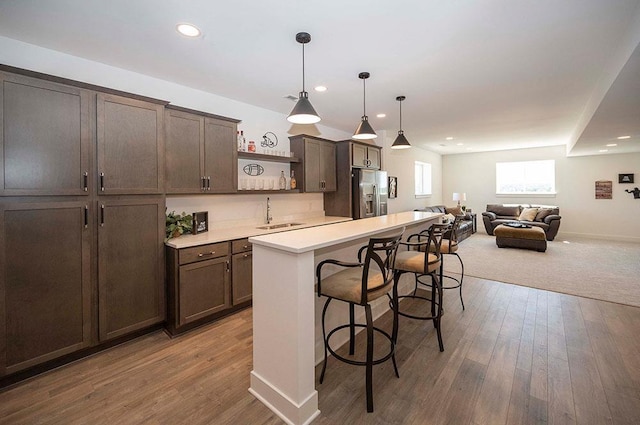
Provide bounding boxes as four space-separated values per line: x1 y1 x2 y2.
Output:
315 228 404 412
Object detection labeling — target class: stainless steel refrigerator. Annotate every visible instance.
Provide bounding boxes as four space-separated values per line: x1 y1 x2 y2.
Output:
352 169 388 219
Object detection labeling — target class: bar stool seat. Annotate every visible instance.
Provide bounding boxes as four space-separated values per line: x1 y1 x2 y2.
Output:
316 229 404 413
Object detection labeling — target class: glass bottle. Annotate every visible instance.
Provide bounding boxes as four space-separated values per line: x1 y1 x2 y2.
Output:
237 130 242 151
290 170 297 190
279 171 287 190
241 130 246 152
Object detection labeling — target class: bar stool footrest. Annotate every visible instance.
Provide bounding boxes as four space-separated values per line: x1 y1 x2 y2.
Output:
326 324 396 367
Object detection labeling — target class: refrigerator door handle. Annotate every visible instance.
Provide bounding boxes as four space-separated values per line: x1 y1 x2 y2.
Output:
373 184 378 216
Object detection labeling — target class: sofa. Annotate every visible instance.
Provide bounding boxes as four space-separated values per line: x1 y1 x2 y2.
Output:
482 204 561 241
415 205 474 242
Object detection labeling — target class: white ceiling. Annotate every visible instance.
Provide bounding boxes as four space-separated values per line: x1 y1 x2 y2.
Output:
0 0 638 156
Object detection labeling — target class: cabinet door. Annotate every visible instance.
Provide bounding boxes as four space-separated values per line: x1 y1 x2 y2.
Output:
165 109 204 193
0 201 91 376
367 146 381 170
97 93 164 194
179 257 231 325
97 197 165 341
0 73 90 196
321 141 337 191
351 143 367 168
232 251 252 305
304 139 322 192
204 117 237 193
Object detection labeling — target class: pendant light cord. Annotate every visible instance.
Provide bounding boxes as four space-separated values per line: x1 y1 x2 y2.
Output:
302 43 306 92
399 98 402 130
362 78 366 116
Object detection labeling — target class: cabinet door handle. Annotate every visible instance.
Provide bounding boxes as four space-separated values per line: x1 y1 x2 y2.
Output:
243 253 250 258
201 177 206 191
99 172 105 191
100 204 105 226
83 172 88 192
243 245 250 250
207 176 211 191
197 251 215 257
226 260 230 272
84 205 89 228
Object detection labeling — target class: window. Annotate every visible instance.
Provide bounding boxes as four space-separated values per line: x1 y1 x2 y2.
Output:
414 161 432 196
496 160 556 195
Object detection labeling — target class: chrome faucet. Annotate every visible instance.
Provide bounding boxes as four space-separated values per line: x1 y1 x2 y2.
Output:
266 197 272 224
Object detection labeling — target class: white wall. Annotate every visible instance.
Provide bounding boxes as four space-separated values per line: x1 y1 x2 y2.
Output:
443 145 640 241
378 131 444 213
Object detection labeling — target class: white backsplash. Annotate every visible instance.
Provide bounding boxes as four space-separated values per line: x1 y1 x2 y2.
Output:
166 193 327 229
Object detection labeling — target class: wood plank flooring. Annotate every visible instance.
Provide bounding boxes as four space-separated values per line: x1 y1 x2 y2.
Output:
1 276 640 424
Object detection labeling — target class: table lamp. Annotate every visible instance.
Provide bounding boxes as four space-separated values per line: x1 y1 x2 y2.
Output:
453 192 466 207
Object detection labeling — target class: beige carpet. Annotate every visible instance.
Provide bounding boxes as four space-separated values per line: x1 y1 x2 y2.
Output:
443 233 640 307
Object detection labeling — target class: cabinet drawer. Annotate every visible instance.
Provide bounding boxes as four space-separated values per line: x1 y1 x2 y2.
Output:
231 238 252 254
179 242 229 265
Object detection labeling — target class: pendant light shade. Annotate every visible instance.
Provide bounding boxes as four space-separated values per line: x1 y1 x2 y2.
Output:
288 32 321 124
353 72 377 140
391 95 411 149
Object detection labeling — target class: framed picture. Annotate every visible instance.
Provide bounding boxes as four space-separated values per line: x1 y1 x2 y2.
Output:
595 180 612 199
192 211 209 234
388 176 397 199
619 173 634 184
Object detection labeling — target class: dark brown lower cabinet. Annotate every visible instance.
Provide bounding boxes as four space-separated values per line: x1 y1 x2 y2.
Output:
98 197 165 341
0 201 91 376
166 238 253 336
231 238 252 305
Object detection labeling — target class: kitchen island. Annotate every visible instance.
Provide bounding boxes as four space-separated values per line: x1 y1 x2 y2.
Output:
248 211 442 424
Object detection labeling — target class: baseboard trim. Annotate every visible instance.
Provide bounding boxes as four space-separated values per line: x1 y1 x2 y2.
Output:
556 231 640 243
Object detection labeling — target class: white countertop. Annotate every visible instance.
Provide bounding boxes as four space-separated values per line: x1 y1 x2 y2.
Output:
165 215 352 249
249 211 443 254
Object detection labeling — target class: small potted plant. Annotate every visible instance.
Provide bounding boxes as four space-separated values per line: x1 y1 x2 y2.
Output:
165 211 193 241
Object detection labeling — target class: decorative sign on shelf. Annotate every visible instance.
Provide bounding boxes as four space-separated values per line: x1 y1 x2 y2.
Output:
243 163 264 176
192 211 208 234
261 131 278 148
595 180 612 199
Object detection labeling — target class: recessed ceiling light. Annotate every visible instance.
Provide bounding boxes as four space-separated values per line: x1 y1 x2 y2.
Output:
606 143 617 147
176 23 201 37
599 149 608 153
314 86 327 92
617 135 631 139
446 137 454 140
456 142 464 146
376 113 386 118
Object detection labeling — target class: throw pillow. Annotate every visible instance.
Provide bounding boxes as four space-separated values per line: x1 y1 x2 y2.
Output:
442 213 456 223
534 208 554 222
445 206 463 216
518 207 538 222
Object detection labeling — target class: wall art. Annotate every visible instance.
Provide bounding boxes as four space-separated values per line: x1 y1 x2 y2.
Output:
388 176 398 199
618 173 634 184
595 180 612 199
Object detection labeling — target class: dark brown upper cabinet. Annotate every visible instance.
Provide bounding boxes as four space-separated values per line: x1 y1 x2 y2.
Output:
0 72 91 196
352 142 381 170
97 93 164 195
290 135 336 193
165 106 239 194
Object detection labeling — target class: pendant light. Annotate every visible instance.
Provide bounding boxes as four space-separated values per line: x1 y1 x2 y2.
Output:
352 72 377 140
287 32 321 124
391 95 411 149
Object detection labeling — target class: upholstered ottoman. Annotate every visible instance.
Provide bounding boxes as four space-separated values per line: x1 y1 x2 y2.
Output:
494 224 547 252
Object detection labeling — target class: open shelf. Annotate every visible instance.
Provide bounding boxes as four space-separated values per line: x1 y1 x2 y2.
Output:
238 152 300 163
236 189 300 194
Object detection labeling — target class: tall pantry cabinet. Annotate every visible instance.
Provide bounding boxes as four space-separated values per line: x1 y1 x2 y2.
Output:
0 68 166 377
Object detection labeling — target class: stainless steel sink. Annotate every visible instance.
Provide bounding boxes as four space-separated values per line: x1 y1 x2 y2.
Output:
256 222 304 230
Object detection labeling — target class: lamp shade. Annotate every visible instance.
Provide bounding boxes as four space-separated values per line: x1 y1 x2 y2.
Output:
288 91 321 124
452 193 466 202
353 116 377 140
391 131 411 149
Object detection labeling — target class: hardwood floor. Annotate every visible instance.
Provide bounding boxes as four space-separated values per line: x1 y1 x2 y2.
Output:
1 276 640 424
